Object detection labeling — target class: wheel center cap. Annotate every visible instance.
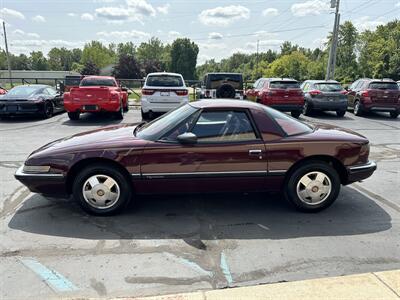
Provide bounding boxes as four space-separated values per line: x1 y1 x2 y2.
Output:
312 186 319 193
97 190 105 196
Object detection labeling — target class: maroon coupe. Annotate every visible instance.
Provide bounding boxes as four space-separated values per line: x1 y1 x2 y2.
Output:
15 100 376 215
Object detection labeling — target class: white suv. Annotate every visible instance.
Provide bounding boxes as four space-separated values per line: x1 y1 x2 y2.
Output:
140 72 189 119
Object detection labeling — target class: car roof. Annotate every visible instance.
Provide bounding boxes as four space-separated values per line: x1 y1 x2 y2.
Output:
264 78 298 82
13 84 49 89
147 72 183 77
190 99 263 110
305 80 340 84
206 72 242 75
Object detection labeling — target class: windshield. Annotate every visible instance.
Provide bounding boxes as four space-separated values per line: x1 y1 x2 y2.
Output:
136 104 198 140
369 82 398 90
146 75 184 87
6 86 40 97
80 78 116 87
314 83 344 92
270 81 300 89
264 106 312 136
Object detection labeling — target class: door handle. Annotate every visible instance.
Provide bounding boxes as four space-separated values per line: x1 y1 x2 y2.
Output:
249 149 263 159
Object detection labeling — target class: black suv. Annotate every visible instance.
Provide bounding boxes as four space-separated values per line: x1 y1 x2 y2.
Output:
347 78 400 118
199 73 243 99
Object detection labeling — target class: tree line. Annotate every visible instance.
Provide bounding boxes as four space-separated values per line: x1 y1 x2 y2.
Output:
0 20 399 82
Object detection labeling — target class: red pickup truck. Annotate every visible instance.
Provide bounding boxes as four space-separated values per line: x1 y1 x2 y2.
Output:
63 76 128 120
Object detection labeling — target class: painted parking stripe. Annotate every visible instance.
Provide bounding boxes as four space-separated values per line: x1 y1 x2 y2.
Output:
164 252 213 277
220 251 233 285
19 258 78 292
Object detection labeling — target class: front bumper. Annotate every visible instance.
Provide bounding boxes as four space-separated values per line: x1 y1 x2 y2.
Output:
14 166 68 196
346 160 377 184
0 101 44 115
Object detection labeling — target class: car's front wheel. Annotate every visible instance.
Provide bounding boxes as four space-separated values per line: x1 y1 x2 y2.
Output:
42 101 54 119
389 111 399 118
72 163 132 215
303 101 312 116
284 161 340 212
291 110 301 118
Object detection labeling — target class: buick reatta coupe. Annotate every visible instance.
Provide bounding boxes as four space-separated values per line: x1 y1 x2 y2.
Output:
15 100 376 215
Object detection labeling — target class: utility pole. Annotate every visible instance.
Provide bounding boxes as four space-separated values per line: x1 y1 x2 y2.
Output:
2 21 13 87
326 0 340 80
256 39 259 79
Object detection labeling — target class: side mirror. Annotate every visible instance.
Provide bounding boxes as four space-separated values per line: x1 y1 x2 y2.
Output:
177 132 197 144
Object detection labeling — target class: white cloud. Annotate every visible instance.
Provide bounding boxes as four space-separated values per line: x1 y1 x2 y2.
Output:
168 31 181 39
208 32 223 40
262 8 278 17
96 30 149 39
245 39 283 50
354 16 385 31
12 29 40 38
199 5 250 26
11 39 84 49
93 0 116 2
32 15 46 22
396 2 400 7
95 7 130 20
81 13 95 21
254 31 278 39
126 0 156 17
291 0 330 17
0 8 25 20
67 13 77 17
157 3 170 15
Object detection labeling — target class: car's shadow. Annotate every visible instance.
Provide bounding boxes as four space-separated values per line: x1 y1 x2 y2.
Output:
358 111 400 122
301 111 354 120
62 113 123 126
8 186 391 241
0 111 65 123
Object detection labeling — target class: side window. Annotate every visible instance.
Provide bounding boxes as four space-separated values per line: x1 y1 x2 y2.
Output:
349 80 358 90
191 110 257 142
355 80 364 90
161 112 199 141
40 89 49 95
256 80 264 89
253 79 260 88
46 87 57 96
303 83 310 91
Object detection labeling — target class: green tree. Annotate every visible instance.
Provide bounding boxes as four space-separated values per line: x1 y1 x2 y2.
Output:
335 21 359 82
112 53 142 79
170 38 199 79
30 51 48 70
81 41 116 69
11 54 30 70
264 51 311 81
81 60 100 75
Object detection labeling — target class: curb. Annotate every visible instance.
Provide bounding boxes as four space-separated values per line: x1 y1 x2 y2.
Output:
111 269 400 300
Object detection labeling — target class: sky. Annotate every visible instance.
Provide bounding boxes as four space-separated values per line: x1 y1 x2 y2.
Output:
1 0 399 65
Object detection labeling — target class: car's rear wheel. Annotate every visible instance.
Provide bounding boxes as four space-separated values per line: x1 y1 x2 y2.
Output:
68 112 80 120
72 163 132 216
336 110 346 117
291 110 301 118
123 100 129 112
389 111 399 118
354 100 363 116
284 161 340 212
141 109 149 120
42 101 54 119
114 101 124 120
303 101 312 116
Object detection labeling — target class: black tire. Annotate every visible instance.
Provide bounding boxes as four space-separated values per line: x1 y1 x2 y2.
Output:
354 100 363 116
68 112 80 120
72 163 133 216
284 161 341 212
389 111 399 118
141 109 149 121
303 101 312 116
42 101 54 119
291 110 301 118
336 110 346 117
216 84 235 99
123 100 129 112
114 101 124 120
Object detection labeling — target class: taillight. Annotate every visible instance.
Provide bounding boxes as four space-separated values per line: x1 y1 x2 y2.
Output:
340 90 347 95
142 89 155 95
309 90 322 96
361 91 369 97
175 90 188 96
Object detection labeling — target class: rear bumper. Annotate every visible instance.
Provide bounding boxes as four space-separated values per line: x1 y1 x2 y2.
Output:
64 101 120 113
14 166 68 196
346 161 377 184
141 97 188 113
309 100 348 111
268 104 303 112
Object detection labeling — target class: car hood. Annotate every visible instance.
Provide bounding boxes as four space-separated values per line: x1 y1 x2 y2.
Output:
30 123 146 158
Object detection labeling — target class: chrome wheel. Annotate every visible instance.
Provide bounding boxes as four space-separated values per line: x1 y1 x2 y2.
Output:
296 171 332 205
82 174 120 209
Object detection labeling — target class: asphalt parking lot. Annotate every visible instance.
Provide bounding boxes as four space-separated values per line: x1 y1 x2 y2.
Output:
0 107 399 299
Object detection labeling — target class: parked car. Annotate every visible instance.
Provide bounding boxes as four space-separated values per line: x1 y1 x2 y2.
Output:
246 78 304 118
0 86 7 95
301 80 348 117
15 100 376 216
63 75 83 92
347 78 400 118
141 72 189 120
0 85 64 119
199 73 243 100
63 76 128 121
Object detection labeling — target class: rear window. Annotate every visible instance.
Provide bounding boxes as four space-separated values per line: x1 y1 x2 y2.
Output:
65 77 81 86
263 106 312 136
270 81 300 89
369 82 398 90
208 74 242 83
146 75 184 87
314 83 343 92
80 78 116 87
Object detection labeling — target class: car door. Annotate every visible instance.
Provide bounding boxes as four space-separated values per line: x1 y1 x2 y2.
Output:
138 109 268 194
46 87 63 111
